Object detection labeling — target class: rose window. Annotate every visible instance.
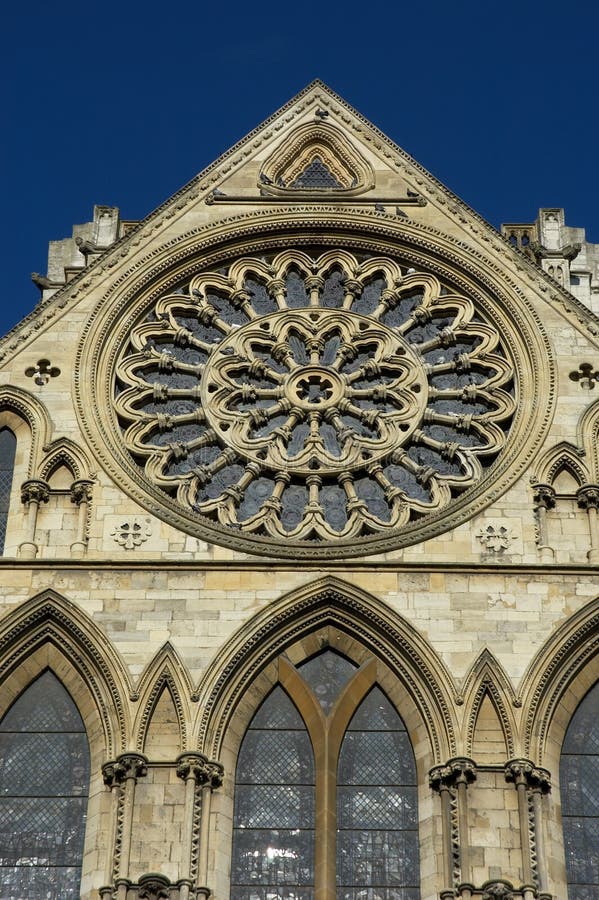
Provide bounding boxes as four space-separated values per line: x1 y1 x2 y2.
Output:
114 250 515 544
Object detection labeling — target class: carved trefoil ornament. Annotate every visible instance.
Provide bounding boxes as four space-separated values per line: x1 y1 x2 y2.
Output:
111 517 152 550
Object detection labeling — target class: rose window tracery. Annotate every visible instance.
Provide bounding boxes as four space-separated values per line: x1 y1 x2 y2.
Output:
114 249 516 546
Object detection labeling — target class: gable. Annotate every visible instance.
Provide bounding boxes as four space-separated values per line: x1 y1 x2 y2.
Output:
1 81 598 562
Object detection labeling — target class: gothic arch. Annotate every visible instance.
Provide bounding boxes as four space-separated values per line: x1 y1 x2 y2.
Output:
38 436 94 483
133 641 193 754
460 649 517 759
259 121 375 195
518 594 599 765
0 589 130 756
533 440 588 488
0 385 51 477
195 576 457 764
577 399 599 480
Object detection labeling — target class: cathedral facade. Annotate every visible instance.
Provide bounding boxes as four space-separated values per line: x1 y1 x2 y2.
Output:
0 82 598 900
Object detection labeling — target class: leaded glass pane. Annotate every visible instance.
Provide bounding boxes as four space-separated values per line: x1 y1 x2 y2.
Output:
561 679 599 897
298 650 357 714
0 427 16 555
337 688 419 898
232 688 315 900
0 671 89 899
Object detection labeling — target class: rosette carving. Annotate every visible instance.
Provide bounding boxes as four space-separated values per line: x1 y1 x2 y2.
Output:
114 250 515 545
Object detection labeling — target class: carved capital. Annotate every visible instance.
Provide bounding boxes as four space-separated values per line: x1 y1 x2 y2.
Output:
577 484 599 510
137 873 171 899
70 478 94 505
481 880 515 900
504 758 551 792
20 479 50 505
532 482 556 510
105 752 148 783
429 757 476 790
176 752 224 788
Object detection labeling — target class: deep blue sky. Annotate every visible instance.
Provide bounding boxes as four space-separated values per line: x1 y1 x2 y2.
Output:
2 0 597 339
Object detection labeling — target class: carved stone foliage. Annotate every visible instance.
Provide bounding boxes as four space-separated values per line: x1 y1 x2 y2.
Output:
113 248 517 555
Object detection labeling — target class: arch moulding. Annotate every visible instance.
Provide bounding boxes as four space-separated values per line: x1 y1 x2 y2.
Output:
0 589 131 756
518 593 599 765
195 576 457 763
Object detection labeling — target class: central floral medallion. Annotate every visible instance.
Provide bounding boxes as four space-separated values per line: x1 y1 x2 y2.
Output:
114 249 515 545
205 308 428 477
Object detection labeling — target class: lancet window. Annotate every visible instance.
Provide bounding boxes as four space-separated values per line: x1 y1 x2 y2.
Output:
560 679 599 899
0 670 90 899
231 649 420 900
0 426 16 554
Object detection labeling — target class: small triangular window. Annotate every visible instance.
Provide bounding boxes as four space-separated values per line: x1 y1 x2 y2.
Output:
289 156 343 189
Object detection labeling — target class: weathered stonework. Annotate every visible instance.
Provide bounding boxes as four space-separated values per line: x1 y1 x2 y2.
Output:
1 81 598 900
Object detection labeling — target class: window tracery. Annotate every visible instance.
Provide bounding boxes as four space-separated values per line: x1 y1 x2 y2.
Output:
114 249 516 555
230 649 420 900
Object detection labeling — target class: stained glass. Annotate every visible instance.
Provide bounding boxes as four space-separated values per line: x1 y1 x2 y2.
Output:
0 671 89 899
0 427 16 555
561 680 599 897
337 688 420 898
298 651 357 714
232 688 315 900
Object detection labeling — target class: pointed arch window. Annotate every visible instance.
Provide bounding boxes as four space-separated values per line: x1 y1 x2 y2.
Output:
231 649 420 900
560 678 599 899
0 670 90 899
0 426 16 554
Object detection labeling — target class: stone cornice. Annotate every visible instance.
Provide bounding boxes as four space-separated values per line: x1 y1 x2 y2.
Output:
0 559 596 574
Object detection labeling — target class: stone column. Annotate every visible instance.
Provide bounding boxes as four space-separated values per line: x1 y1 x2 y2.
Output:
70 478 94 557
430 758 476 892
103 753 148 900
532 483 556 563
100 760 122 900
176 753 211 900
505 759 551 898
196 760 224 898
577 484 599 563
19 478 49 559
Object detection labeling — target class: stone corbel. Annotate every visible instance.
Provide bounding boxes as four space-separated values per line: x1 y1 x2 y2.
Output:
19 478 49 559
576 484 599 563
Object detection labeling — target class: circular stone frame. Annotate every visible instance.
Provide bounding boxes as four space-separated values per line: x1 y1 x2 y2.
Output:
76 214 555 559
